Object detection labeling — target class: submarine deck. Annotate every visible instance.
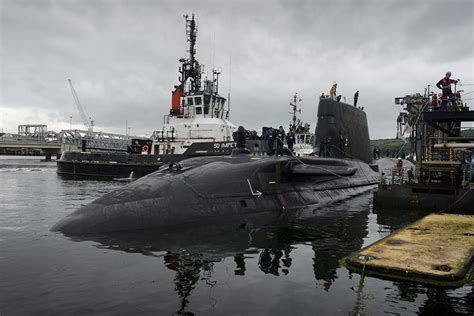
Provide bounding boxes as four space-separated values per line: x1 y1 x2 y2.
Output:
343 213 474 287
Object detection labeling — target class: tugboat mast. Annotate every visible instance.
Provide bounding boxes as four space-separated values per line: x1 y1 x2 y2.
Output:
179 14 201 94
290 92 302 128
213 69 220 95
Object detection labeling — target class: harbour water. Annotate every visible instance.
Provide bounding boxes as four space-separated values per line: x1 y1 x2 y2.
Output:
0 156 472 315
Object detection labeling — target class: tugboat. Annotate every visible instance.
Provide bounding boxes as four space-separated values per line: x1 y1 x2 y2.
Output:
57 14 236 180
149 13 236 155
288 93 314 156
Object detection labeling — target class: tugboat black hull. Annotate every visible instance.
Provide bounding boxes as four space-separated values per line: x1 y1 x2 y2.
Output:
56 141 237 179
57 159 166 180
374 183 474 213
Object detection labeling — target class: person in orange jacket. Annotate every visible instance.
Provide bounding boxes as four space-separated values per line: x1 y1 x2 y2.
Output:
436 71 458 111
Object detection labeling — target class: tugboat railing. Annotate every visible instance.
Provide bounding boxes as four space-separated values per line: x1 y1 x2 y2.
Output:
381 166 414 185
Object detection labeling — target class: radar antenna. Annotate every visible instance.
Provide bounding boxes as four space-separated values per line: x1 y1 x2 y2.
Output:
290 92 302 127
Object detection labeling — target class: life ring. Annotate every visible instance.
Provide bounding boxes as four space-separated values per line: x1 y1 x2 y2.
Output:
142 144 149 153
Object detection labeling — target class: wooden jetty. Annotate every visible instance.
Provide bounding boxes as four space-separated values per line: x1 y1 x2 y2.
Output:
343 213 474 287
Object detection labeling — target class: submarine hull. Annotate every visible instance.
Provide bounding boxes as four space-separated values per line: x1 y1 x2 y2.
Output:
52 155 379 235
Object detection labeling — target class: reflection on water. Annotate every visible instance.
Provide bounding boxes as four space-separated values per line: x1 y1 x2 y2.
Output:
0 157 473 315
75 194 373 314
75 193 474 316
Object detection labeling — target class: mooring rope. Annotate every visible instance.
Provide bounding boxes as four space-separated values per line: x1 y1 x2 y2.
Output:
439 187 472 213
289 151 347 179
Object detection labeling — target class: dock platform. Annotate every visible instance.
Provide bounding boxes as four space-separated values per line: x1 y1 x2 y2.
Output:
343 213 474 287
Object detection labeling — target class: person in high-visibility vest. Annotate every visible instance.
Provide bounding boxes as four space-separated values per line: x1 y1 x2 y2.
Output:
329 83 337 99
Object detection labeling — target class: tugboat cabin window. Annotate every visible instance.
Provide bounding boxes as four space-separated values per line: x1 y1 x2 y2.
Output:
195 106 202 115
204 95 211 106
188 97 194 105
298 135 310 144
204 95 211 115
194 97 202 105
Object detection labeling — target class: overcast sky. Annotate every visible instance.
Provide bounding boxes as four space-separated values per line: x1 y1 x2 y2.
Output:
1 0 473 139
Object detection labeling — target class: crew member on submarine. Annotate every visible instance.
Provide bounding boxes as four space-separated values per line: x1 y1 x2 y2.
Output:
286 131 295 153
276 126 286 156
266 127 275 155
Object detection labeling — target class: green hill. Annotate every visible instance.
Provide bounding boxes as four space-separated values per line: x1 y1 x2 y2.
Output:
461 129 474 137
370 138 409 158
370 129 474 158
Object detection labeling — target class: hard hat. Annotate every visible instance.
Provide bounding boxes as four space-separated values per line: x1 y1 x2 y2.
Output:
446 71 452 76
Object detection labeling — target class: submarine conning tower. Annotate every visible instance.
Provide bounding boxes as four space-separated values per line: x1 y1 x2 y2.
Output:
315 98 372 164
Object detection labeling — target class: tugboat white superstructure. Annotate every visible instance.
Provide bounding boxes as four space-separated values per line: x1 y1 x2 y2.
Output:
57 14 237 180
150 14 236 155
289 93 314 156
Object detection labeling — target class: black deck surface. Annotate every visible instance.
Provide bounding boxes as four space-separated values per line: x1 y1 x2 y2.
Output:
422 110 474 122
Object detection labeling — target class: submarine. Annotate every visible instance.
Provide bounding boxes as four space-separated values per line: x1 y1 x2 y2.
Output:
52 98 380 235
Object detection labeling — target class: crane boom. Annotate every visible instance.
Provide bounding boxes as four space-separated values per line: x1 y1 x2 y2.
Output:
68 79 94 132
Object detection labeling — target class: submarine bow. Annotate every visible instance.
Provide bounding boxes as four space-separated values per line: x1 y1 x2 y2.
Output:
52 155 379 235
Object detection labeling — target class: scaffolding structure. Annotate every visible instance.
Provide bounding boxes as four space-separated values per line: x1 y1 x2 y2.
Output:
395 92 474 192
58 129 132 152
18 124 47 138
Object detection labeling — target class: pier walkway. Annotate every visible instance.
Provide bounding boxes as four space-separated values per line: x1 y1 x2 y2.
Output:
0 129 133 155
344 213 474 287
0 136 61 155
